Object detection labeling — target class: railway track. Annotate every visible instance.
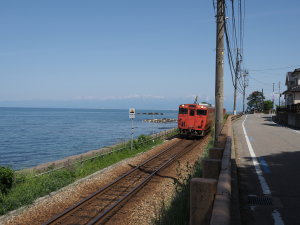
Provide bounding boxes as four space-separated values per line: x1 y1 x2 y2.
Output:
43 138 201 225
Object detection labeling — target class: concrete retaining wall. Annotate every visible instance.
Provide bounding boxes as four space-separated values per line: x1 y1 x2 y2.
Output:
276 111 300 128
190 116 235 225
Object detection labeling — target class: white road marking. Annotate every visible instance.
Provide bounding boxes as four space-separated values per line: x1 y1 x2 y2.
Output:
272 209 285 225
242 115 285 225
242 115 271 195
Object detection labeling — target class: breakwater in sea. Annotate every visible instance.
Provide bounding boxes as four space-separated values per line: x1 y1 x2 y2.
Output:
143 118 178 123
0 107 177 170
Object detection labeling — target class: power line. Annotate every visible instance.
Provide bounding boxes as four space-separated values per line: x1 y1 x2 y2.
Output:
224 17 237 87
212 0 217 14
249 64 300 72
248 75 269 85
223 0 246 113
249 70 285 76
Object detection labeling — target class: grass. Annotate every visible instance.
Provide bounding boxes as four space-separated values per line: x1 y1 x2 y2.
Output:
0 133 173 216
153 135 214 225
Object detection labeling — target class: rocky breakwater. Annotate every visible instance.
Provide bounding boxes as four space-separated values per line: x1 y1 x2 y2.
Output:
143 118 178 123
137 112 164 115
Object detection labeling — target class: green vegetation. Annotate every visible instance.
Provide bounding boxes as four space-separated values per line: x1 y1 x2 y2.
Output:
0 132 174 215
0 167 14 194
247 91 265 112
153 136 214 225
224 113 229 121
263 100 274 111
246 91 275 113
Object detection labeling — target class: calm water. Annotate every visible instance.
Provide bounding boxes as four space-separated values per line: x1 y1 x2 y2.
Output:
0 107 177 170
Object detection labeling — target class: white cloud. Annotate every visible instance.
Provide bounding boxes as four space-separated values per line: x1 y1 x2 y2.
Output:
72 94 165 101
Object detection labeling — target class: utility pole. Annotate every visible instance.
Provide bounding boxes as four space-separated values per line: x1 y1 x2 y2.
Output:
278 81 281 107
272 83 275 109
233 48 241 115
214 0 225 143
242 70 248 113
262 88 264 112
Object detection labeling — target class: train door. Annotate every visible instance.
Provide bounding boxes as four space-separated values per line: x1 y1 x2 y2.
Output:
178 107 188 129
189 109 196 129
196 109 207 130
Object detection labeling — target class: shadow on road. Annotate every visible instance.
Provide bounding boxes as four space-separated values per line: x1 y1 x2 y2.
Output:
260 123 280 127
237 150 300 224
261 116 272 119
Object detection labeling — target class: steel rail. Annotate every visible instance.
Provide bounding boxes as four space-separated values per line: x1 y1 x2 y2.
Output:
88 140 199 225
43 139 199 225
43 139 184 225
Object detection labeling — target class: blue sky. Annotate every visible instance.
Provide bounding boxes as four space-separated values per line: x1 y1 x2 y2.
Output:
0 0 299 110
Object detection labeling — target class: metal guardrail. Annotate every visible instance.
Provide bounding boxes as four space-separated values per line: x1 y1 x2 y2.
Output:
16 128 178 180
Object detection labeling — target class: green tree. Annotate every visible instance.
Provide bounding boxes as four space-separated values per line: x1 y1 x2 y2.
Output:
247 91 265 112
263 100 273 111
0 166 14 194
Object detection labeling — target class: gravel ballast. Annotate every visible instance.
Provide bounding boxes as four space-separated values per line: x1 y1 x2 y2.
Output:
0 136 210 225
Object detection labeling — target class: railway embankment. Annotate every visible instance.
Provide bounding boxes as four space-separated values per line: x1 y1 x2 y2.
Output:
0 128 177 220
1 115 242 225
1 128 211 225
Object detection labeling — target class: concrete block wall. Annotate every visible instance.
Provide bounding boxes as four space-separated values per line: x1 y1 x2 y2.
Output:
190 116 233 225
190 178 217 225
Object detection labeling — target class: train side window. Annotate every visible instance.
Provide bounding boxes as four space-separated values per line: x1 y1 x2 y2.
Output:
190 110 195 116
197 110 207 115
179 108 188 114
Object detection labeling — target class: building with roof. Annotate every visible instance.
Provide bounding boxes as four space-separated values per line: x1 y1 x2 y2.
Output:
276 68 300 128
283 68 300 106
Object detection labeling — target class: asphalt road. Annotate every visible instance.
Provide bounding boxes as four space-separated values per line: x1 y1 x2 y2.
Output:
233 114 300 225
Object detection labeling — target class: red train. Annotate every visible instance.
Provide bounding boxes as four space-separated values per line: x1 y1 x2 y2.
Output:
178 103 215 137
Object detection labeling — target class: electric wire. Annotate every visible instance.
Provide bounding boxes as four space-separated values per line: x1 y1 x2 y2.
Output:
223 0 243 95
249 64 300 72
223 0 245 97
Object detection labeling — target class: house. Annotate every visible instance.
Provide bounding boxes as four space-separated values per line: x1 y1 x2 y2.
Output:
283 68 300 106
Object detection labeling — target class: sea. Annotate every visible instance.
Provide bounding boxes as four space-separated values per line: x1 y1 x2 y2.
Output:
0 107 178 170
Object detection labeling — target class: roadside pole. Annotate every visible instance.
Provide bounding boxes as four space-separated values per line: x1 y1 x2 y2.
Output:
233 48 241 115
278 81 281 107
242 70 248 113
129 108 135 150
214 0 225 143
272 82 275 110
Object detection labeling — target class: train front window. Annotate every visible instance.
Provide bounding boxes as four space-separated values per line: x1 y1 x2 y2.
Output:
197 109 207 115
190 110 195 116
179 108 188 114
